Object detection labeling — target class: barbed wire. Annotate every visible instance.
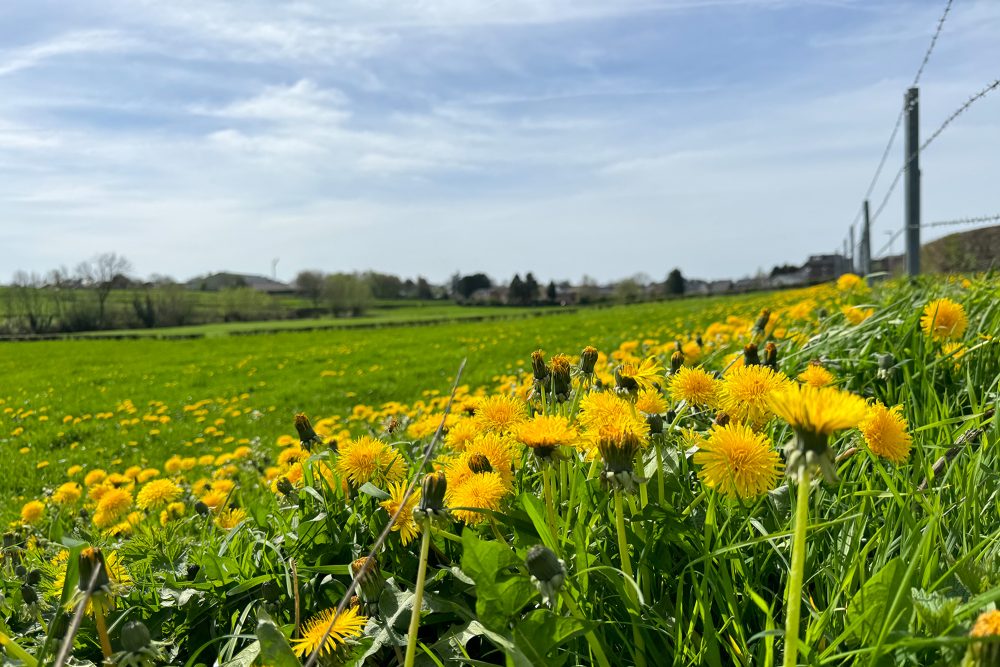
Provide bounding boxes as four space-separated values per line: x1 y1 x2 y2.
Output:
872 213 1000 257
848 0 954 231
924 212 1000 229
868 77 1000 227
912 0 953 87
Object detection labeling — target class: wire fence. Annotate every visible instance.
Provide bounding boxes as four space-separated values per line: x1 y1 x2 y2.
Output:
841 0 999 269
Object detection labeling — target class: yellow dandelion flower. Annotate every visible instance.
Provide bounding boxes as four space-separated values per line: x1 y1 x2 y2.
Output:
635 388 668 415
67 464 83 477
200 489 228 512
447 472 507 525
842 305 874 325
93 488 133 529
473 395 527 434
769 383 868 438
21 500 45 525
615 357 664 393
578 391 650 454
797 362 835 388
444 418 480 452
84 469 107 487
380 482 421 545
967 609 1000 666
277 446 309 468
858 402 912 463
515 415 579 455
336 436 407 487
291 606 367 658
718 365 790 428
694 423 782 499
921 298 967 341
214 507 247 530
668 366 720 407
836 273 866 291
52 482 82 506
446 432 519 489
136 468 159 483
159 501 186 526
136 479 182 510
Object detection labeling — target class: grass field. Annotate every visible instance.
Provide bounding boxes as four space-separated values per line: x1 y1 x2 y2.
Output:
2 276 999 667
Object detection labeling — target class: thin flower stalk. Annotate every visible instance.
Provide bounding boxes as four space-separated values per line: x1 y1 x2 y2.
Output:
404 515 433 667
783 469 811 667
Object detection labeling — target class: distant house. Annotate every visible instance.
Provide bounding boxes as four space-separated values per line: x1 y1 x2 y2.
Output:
802 254 848 283
185 272 295 294
769 269 809 288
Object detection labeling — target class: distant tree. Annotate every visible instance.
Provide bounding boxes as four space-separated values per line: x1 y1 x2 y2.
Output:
6 271 55 334
522 273 540 305
364 271 404 300
323 273 373 316
76 252 132 328
454 273 492 300
614 278 643 304
546 281 557 303
769 264 800 277
295 270 325 306
416 277 434 300
508 274 525 305
577 275 601 304
666 268 686 296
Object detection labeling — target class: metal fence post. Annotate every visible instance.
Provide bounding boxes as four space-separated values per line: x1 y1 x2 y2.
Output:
905 87 921 276
860 200 872 275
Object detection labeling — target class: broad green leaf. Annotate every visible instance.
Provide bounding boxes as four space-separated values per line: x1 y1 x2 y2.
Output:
512 608 590 667
256 610 300 667
460 530 535 633
846 558 912 644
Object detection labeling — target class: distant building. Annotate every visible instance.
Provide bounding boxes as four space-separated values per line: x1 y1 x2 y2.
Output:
185 272 294 294
802 254 848 283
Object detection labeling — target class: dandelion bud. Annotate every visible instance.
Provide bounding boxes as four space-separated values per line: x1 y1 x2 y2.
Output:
2 532 15 549
276 477 294 497
468 453 493 474
597 434 644 493
753 309 771 337
194 501 209 516
294 413 322 451
743 344 761 367
525 545 566 606
579 346 599 375
416 471 448 517
764 342 779 371
696 335 703 347
550 354 572 402
965 610 1000 667
670 351 684 375
121 619 152 653
531 349 549 382
78 547 111 593
15 564 27 578
21 584 38 605
351 556 384 614
25 569 41 586
646 413 664 436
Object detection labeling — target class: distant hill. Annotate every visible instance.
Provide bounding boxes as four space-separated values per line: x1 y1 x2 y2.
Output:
922 225 1000 273
874 225 999 274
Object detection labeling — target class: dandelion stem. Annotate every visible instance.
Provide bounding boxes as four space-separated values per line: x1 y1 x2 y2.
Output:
543 466 559 548
94 608 113 661
783 469 812 667
614 489 647 667
404 517 432 667
561 590 612 667
655 437 665 506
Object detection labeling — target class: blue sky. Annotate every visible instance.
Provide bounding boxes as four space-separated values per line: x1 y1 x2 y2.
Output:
1 0 998 284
